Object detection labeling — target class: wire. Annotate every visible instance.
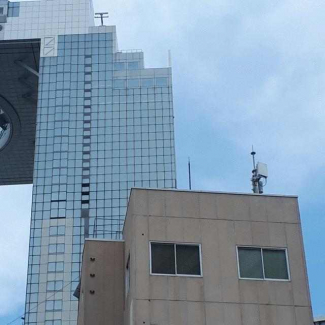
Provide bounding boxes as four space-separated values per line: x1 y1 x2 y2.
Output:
6 276 80 325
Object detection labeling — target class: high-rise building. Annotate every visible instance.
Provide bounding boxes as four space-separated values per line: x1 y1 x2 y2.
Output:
0 0 176 324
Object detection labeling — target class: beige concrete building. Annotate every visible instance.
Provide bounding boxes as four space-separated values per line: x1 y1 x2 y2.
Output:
77 188 314 325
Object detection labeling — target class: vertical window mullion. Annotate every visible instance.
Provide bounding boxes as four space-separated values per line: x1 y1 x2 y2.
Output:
174 244 177 275
261 248 266 279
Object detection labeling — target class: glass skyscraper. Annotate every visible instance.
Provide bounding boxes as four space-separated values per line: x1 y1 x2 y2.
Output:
0 0 176 324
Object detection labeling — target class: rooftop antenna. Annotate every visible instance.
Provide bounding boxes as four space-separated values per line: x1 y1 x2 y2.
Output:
188 157 192 190
95 12 109 26
250 146 268 194
168 50 172 67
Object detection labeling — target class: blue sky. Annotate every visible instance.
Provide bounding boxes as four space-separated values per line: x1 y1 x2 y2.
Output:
1 0 325 323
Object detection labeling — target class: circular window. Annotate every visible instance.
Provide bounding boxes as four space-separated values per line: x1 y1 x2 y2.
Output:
0 108 11 150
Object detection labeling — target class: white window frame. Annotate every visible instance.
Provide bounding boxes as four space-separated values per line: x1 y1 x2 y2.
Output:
236 246 291 282
149 241 203 277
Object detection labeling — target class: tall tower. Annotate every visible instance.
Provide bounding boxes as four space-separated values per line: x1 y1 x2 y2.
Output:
0 0 176 324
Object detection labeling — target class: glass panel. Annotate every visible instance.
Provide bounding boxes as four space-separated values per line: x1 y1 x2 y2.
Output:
7 2 20 17
151 243 175 274
176 244 201 275
114 62 126 70
114 79 126 89
263 249 289 280
58 226 65 235
141 78 154 87
47 281 55 291
128 61 139 70
238 247 263 279
156 77 168 87
128 78 140 88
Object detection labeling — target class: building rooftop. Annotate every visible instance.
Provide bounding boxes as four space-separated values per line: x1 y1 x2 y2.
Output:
130 187 298 198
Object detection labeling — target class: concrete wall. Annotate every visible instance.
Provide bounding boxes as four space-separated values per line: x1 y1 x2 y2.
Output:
124 188 313 325
77 239 124 325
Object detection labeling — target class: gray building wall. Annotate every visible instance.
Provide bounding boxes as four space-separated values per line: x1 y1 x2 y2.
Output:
78 240 124 325
78 188 314 325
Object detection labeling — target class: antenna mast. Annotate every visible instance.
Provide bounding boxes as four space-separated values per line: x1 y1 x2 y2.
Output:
250 146 268 194
188 157 192 190
95 12 109 26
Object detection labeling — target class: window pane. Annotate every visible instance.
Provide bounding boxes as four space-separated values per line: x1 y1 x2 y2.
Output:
156 77 168 87
56 262 64 272
47 281 55 291
141 78 154 87
176 244 201 275
238 247 263 279
151 243 175 274
114 79 126 88
114 62 125 70
128 61 139 70
263 249 289 280
128 78 139 88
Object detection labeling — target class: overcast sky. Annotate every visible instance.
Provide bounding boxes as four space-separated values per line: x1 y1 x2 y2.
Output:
1 0 325 323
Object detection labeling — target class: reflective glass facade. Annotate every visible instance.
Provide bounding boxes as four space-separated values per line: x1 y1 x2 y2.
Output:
25 31 176 324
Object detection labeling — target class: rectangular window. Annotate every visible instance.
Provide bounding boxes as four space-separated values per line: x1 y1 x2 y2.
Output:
156 77 168 87
46 300 62 311
49 225 65 236
49 243 65 254
47 280 63 291
0 7 4 15
128 61 139 70
7 2 20 17
128 78 140 88
150 242 201 276
237 247 289 280
141 78 154 88
114 62 126 71
48 261 64 273
114 79 126 89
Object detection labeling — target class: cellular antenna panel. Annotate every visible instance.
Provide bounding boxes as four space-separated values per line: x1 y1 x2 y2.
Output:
257 162 268 178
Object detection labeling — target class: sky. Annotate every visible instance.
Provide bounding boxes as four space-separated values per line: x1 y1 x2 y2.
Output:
1 0 325 323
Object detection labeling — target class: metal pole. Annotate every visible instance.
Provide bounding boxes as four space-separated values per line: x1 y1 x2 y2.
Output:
251 145 256 169
188 157 192 190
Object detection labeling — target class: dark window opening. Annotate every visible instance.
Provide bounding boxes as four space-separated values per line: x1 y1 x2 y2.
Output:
151 242 201 276
238 247 289 280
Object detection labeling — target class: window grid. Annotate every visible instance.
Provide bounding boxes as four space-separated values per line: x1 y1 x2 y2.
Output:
24 30 176 325
237 246 290 281
150 242 202 277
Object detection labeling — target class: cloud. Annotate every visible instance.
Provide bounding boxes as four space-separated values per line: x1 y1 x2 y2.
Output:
1 0 325 318
95 0 325 195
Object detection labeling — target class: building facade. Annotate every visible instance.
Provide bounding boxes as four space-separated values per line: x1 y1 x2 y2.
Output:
78 188 314 325
0 1 176 324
